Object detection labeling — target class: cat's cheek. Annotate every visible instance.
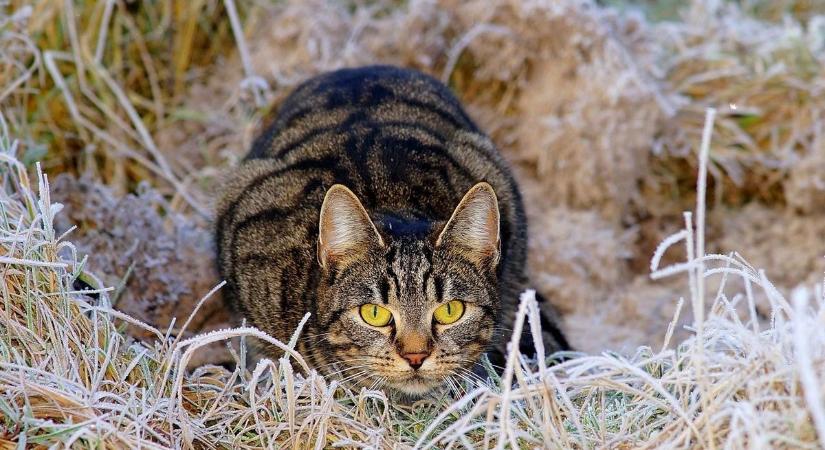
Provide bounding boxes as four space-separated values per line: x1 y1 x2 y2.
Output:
436 314 493 350
438 329 474 350
340 316 393 345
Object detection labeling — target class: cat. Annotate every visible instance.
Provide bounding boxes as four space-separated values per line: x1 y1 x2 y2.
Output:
215 65 569 397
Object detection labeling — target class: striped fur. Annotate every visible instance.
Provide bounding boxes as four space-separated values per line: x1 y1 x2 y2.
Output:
215 66 568 397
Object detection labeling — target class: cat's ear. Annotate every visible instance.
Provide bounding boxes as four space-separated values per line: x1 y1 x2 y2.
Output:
436 182 500 267
318 184 384 269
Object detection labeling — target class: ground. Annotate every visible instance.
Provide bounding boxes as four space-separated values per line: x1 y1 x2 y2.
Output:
1 0 824 448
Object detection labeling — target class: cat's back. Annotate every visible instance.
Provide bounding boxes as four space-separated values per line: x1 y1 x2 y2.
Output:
247 65 480 163
219 65 522 226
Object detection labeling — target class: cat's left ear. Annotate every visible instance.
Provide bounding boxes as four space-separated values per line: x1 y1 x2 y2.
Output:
318 184 385 270
436 182 500 267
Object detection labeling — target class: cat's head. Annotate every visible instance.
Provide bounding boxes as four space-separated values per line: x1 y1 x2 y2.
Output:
312 182 501 397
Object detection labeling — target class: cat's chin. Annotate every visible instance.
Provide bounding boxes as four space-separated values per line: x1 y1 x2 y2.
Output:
384 374 445 399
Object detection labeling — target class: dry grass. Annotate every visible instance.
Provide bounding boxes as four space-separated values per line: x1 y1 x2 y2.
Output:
2 0 825 448
1 108 824 448
1 0 245 215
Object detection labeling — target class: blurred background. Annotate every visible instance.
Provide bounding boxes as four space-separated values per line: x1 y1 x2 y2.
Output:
2 0 824 363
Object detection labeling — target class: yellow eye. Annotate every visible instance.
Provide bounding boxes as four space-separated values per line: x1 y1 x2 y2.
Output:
433 300 465 325
359 303 393 327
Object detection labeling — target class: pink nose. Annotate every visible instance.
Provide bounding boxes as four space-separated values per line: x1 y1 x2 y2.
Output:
402 352 430 369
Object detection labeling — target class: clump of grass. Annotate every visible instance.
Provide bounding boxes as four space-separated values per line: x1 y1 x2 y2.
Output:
2 106 825 448
2 0 254 217
651 0 825 209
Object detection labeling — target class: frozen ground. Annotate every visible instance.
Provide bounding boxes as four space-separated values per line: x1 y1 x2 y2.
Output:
2 0 825 447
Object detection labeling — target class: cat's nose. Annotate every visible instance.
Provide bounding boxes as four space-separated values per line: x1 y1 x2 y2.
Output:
401 351 430 369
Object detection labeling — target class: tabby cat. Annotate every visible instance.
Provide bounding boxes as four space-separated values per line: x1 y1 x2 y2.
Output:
215 66 568 397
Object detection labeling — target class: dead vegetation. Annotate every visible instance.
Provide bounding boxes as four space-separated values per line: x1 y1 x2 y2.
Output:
1 0 824 447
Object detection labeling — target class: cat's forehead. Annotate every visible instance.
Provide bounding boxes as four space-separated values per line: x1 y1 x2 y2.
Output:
384 237 433 272
378 238 434 304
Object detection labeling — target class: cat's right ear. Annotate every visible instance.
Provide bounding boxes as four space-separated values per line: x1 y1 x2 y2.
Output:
317 184 384 270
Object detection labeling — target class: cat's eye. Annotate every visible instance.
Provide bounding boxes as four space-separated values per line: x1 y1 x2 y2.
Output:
433 300 465 325
359 303 393 327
